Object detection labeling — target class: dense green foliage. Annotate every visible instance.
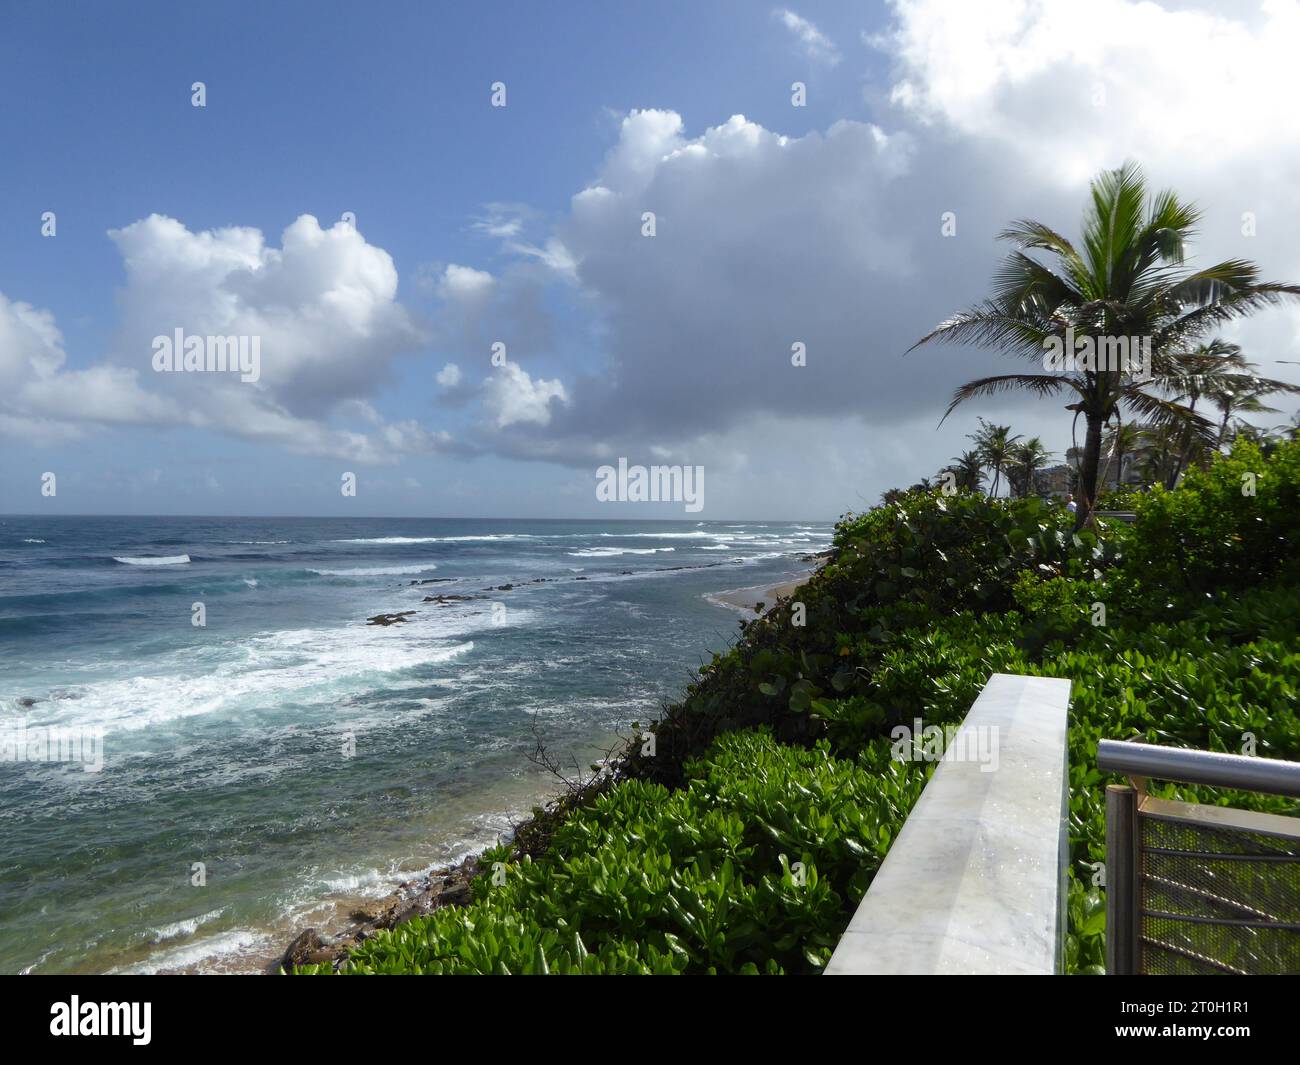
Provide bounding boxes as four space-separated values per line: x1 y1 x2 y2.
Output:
299 440 1300 975
317 733 929 974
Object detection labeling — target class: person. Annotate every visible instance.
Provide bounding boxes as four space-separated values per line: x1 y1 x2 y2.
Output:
1065 494 1077 514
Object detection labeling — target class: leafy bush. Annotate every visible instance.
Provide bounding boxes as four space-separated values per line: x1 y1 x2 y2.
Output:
1095 485 1146 511
299 731 931 975
1118 439 1300 601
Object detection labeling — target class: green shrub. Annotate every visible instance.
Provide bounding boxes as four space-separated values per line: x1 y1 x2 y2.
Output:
301 731 932 975
1119 439 1300 600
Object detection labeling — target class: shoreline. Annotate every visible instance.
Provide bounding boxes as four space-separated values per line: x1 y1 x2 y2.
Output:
705 573 813 614
278 855 483 972
704 554 827 615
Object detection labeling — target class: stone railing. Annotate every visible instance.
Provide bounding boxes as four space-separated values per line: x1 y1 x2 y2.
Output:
824 672 1072 975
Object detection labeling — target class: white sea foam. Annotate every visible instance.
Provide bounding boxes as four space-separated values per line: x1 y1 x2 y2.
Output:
111 928 272 975
567 547 675 557
150 908 226 943
37 625 475 735
308 564 437 576
113 554 191 566
597 531 712 539
23 538 46 543
334 536 444 544
334 534 533 544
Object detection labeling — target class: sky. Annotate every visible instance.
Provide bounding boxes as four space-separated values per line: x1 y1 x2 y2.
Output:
2 0 1299 519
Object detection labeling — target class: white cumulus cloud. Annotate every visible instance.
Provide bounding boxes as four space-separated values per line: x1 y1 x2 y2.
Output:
482 360 568 429
2 214 451 463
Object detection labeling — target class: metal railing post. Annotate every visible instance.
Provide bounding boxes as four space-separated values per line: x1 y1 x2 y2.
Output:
1105 783 1138 974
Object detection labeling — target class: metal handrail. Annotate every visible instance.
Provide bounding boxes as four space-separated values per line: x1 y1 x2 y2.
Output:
1098 739 1300 799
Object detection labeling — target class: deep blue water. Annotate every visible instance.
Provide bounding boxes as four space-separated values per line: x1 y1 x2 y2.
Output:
0 515 831 973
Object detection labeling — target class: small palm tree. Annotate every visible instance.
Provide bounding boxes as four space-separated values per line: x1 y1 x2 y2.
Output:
1100 422 1143 488
1207 370 1297 450
1212 388 1279 448
911 162 1300 526
1006 437 1053 498
1159 341 1242 484
1133 421 1184 488
971 419 1021 497
942 450 985 493
1162 340 1245 411
1157 341 1297 480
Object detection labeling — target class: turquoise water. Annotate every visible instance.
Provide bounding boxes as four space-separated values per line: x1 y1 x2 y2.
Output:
0 515 831 973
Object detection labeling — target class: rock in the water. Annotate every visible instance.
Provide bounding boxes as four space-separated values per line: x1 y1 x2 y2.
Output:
367 611 416 626
16 696 38 708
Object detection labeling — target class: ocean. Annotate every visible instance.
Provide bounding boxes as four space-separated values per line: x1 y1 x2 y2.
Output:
0 515 832 974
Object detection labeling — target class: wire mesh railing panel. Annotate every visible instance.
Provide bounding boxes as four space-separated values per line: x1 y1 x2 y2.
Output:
1138 812 1300 975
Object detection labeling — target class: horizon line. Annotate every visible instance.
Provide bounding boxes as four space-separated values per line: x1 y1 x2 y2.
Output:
0 512 840 523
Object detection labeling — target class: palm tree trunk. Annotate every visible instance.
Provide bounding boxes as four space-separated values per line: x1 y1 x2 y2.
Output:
1077 414 1103 528
1216 407 1231 449
1171 408 1187 484
1168 396 1199 487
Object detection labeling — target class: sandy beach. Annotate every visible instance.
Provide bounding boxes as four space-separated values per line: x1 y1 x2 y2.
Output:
706 569 818 614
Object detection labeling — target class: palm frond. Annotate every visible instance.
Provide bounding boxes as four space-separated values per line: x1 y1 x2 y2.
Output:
940 374 1069 425
1157 281 1300 348
1119 389 1216 446
989 251 1082 311
907 301 1052 359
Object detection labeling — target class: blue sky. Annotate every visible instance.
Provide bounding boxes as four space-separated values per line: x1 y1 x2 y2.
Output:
2 1 1298 517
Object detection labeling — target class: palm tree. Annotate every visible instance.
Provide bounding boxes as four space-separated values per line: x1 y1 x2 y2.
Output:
1006 437 1053 498
1275 411 1300 441
971 419 1020 497
1156 341 1239 484
1163 340 1244 406
1100 422 1143 488
1211 388 1279 449
1156 341 1298 481
910 162 1300 527
1133 421 1184 488
1158 340 1239 483
942 450 985 493
1207 370 1297 450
